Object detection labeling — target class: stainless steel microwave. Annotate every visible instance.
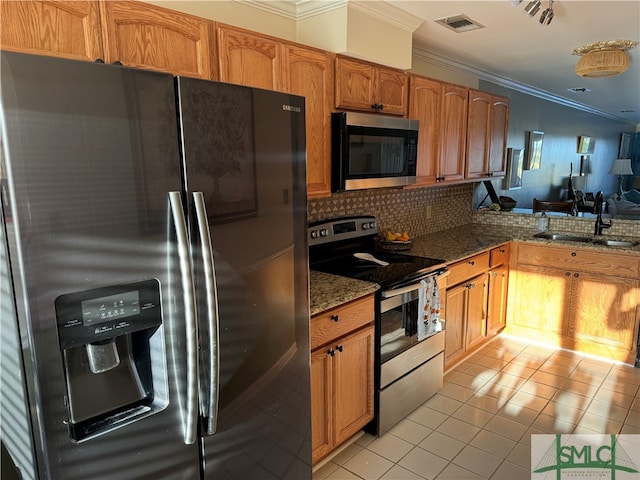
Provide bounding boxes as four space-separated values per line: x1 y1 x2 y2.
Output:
331 111 419 192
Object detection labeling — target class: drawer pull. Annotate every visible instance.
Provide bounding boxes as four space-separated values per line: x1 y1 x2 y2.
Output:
327 348 335 357
499 248 505 253
468 260 475 266
571 252 577 257
574 272 580 278
331 314 339 322
565 272 571 277
335 345 343 352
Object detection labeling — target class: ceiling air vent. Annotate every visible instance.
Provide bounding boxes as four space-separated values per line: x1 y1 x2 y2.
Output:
434 14 485 33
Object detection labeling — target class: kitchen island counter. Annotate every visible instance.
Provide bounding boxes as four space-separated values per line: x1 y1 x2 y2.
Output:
409 224 640 261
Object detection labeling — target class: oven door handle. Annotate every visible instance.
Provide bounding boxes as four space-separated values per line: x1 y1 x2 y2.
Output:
381 269 448 299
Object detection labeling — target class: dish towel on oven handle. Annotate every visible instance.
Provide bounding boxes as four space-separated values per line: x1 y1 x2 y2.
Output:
417 276 442 341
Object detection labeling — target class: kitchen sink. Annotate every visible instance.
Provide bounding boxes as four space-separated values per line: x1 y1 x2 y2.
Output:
592 239 640 247
533 232 592 243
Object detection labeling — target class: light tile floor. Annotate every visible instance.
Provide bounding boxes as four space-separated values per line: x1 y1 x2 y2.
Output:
313 335 640 480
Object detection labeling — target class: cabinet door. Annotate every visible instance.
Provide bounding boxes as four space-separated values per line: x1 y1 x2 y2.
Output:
333 326 374 446
409 76 441 186
465 273 489 352
100 1 216 78
376 66 408 115
1 0 103 61
488 97 509 176
335 57 376 111
438 84 467 183
510 263 568 336
444 283 467 369
217 25 280 90
465 90 491 180
487 265 509 335
568 272 639 351
311 347 333 465
282 45 334 198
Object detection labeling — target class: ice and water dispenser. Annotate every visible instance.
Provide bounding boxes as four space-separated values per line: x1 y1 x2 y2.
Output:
55 279 166 441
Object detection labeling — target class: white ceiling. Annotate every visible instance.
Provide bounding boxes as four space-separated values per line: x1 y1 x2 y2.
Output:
392 0 640 126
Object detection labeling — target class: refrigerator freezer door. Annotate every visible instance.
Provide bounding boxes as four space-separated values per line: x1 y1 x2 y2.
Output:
176 77 312 479
1 52 200 479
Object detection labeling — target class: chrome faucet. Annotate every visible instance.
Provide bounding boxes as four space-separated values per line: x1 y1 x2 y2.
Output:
594 191 611 236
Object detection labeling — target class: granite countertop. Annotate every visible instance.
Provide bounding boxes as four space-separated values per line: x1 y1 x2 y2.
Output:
309 271 379 316
309 224 640 316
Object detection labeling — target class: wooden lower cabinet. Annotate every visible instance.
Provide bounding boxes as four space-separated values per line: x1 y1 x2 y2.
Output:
310 295 374 465
507 242 640 364
444 273 488 368
444 245 510 370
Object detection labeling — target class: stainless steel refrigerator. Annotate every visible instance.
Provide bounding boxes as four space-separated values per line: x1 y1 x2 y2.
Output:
0 51 310 480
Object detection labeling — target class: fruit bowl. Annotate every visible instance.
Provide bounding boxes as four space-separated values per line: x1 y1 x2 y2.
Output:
375 236 412 251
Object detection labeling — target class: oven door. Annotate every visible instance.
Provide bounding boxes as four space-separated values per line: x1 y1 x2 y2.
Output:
379 273 443 363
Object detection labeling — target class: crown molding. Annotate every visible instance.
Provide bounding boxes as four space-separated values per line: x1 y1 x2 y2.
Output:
236 0 422 31
236 1 345 20
349 1 424 32
412 46 631 124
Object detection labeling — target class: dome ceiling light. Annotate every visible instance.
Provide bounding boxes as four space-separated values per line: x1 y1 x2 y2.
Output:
573 40 639 78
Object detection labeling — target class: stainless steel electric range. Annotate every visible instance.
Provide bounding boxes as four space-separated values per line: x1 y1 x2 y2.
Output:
309 216 448 435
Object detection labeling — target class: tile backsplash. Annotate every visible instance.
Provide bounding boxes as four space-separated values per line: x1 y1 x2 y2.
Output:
307 184 475 236
307 183 640 239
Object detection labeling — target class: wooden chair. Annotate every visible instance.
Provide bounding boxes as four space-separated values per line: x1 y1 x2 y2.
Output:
533 198 576 215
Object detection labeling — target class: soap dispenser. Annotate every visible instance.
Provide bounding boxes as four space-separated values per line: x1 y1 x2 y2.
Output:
537 212 549 231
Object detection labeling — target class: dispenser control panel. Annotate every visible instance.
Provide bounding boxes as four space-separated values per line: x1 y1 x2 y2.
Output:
55 279 162 348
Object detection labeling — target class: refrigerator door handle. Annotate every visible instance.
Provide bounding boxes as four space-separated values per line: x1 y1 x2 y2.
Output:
193 192 220 435
169 191 199 445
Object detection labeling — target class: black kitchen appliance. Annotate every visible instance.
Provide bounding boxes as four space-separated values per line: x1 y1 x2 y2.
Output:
309 216 447 435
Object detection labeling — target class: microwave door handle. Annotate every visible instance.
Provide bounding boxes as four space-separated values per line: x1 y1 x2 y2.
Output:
168 191 199 445
193 192 220 435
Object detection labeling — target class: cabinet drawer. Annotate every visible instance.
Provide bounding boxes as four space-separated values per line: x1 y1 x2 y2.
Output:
311 294 374 350
490 244 510 267
447 252 490 287
518 243 640 278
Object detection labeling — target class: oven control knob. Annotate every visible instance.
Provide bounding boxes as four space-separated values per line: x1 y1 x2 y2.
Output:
320 229 329 237
362 223 370 230
310 230 319 239
369 221 376 229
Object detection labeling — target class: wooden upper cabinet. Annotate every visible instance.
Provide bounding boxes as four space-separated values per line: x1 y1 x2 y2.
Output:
465 90 491 180
0 0 104 61
488 96 509 175
409 75 441 186
438 84 468 183
282 45 334 198
335 56 407 115
466 90 509 179
99 1 216 78
217 24 281 91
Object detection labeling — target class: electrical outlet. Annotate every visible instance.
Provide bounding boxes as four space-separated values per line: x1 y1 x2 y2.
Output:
425 205 432 219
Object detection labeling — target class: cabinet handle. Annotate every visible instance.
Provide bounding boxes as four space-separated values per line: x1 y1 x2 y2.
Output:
335 345 343 352
468 260 475 266
327 349 335 357
573 272 579 278
331 314 339 322
565 272 571 277
466 282 475 289
571 252 577 257
499 248 505 253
